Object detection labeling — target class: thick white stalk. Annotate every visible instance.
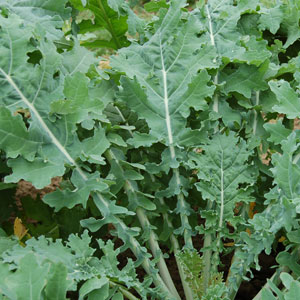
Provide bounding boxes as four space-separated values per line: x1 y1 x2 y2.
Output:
211 152 225 274
93 192 173 297
202 5 219 292
202 201 213 293
161 61 176 159
114 107 187 299
159 37 193 249
3 70 174 299
206 5 215 47
135 206 180 300
158 198 194 300
105 150 180 299
206 5 219 112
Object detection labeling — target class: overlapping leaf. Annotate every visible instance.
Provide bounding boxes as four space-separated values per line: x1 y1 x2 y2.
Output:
258 0 284 35
228 134 300 291
222 63 269 98
280 0 300 48
271 132 300 203
189 133 257 231
198 0 271 64
70 0 143 49
269 80 300 119
229 133 300 284
264 120 292 145
1 0 300 298
0 0 71 40
112 0 216 148
0 13 111 208
2 253 50 300
0 107 38 161
0 231 151 299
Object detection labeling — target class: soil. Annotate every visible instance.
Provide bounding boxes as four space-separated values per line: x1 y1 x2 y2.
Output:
15 177 61 203
235 252 277 299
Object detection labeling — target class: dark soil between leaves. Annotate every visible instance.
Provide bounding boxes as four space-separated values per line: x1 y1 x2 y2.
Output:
111 235 278 300
16 181 278 300
162 242 277 300
231 252 277 300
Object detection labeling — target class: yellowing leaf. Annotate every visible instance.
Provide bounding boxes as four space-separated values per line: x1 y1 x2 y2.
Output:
249 202 256 219
224 242 235 247
14 217 28 240
279 236 286 243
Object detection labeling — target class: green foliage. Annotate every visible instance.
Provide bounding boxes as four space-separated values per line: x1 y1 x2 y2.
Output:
70 0 144 49
1 0 300 299
0 0 71 41
260 273 300 300
177 249 228 300
190 133 256 231
0 231 150 299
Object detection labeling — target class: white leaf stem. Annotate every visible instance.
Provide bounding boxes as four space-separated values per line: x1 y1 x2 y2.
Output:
159 34 194 249
2 68 174 299
105 149 180 300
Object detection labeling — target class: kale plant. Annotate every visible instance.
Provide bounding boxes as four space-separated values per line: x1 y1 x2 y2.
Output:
1 0 300 299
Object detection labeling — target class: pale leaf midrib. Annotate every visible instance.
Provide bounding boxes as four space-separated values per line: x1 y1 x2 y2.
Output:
159 32 194 249
69 53 90 76
206 4 219 112
159 35 175 157
134 45 195 113
2 67 168 288
126 80 166 119
206 5 215 46
212 0 227 14
0 67 87 180
1 68 153 261
212 7 239 38
165 27 188 73
32 66 46 105
203 143 248 196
